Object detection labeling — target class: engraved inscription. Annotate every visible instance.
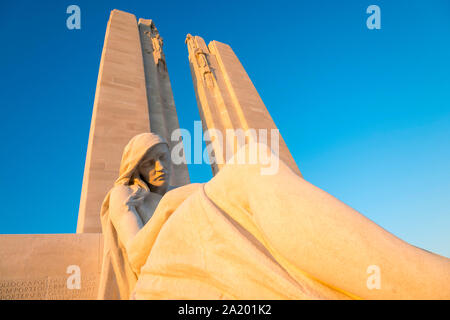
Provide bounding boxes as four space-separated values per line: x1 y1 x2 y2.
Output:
0 275 99 300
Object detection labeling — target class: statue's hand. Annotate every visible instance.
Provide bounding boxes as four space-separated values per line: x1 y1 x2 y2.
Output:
126 183 204 274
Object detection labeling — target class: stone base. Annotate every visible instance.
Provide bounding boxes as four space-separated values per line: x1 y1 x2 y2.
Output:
0 233 103 300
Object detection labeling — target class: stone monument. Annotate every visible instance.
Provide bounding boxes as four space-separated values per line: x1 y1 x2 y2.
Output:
0 8 296 300
1 9 449 300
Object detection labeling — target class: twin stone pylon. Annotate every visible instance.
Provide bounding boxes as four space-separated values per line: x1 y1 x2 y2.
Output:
77 9 300 234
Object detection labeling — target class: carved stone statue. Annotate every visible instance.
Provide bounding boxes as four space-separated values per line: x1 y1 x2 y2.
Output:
97 133 173 299
151 34 166 71
143 23 166 72
186 34 215 88
98 133 450 300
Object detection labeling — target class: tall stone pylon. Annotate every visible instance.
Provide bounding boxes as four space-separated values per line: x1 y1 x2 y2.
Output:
77 10 189 233
185 35 301 176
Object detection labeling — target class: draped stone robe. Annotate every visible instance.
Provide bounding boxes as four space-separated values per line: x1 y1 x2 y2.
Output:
99 136 450 300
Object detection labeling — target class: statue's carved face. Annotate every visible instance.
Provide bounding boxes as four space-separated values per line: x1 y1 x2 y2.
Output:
138 143 170 189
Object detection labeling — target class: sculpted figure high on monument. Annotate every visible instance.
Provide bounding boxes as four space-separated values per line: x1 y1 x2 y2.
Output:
98 133 450 300
186 34 215 89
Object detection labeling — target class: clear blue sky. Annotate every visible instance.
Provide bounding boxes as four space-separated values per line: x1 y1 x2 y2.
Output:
1 1 449 257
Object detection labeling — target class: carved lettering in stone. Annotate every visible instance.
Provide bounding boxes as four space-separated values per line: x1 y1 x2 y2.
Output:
0 275 98 300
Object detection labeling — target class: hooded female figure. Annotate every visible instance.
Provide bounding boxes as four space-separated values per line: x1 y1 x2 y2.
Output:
98 133 450 300
97 133 172 299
